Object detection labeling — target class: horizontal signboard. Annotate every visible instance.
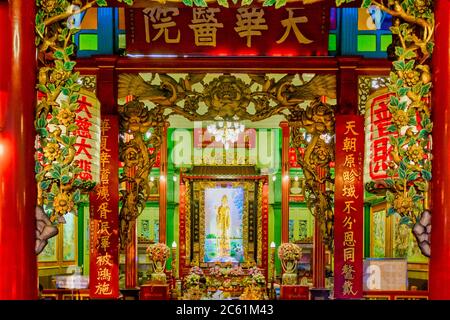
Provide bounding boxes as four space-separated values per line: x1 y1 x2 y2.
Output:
126 4 330 56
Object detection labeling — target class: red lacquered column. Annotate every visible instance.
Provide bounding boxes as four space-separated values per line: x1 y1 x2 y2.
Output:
159 122 169 244
0 0 38 299
280 121 290 243
0 2 8 129
313 168 326 289
429 0 450 300
125 220 137 288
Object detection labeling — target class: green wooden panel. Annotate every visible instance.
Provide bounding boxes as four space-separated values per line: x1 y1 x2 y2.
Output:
364 204 371 258
118 34 126 49
77 204 84 268
273 204 282 275
79 34 98 51
380 34 392 51
357 34 377 52
328 33 337 51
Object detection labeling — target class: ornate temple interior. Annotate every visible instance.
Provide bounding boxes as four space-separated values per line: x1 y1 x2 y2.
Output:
0 0 436 301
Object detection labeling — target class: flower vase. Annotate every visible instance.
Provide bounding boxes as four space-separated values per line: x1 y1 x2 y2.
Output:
151 260 167 283
281 259 298 285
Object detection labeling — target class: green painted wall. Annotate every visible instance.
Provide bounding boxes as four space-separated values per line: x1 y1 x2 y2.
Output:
364 203 371 258
167 128 178 270
272 203 282 275
77 204 84 268
83 204 90 275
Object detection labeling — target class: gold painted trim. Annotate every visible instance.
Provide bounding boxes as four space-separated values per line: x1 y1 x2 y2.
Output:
116 67 338 72
185 180 191 266
364 295 390 300
257 180 263 265
393 296 428 300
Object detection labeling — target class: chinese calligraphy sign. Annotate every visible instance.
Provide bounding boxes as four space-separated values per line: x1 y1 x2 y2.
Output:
334 115 364 300
127 5 329 56
89 116 119 299
364 90 396 181
73 89 101 186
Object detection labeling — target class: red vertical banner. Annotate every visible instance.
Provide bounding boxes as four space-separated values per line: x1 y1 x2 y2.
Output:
178 181 186 273
262 181 269 278
89 115 119 299
280 122 290 243
334 115 364 300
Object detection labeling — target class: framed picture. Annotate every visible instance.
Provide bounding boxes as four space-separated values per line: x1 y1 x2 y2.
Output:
203 186 245 263
288 220 295 242
190 180 261 266
140 220 151 240
153 220 159 243
289 177 305 202
298 220 308 240
289 206 313 243
148 178 159 201
297 243 313 274
137 206 159 244
63 213 77 262
370 203 387 258
38 235 58 263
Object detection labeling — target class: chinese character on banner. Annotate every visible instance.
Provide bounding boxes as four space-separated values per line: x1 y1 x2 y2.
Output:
334 115 364 300
277 8 313 44
72 89 101 186
189 8 224 47
234 8 268 47
143 7 181 44
127 6 330 56
89 115 119 299
364 89 396 181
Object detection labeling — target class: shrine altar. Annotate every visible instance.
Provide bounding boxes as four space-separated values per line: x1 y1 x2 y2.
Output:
181 265 268 300
178 167 269 278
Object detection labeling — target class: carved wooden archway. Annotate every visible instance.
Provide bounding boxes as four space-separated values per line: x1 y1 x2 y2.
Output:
117 72 336 250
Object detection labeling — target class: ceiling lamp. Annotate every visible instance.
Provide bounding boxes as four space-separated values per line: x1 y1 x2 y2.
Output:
206 116 245 150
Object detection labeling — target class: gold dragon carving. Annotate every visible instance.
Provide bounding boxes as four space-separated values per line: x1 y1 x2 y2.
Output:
118 73 335 121
288 100 335 250
118 100 167 249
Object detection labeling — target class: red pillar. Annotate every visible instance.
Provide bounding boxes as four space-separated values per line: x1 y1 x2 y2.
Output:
429 0 450 300
279 121 289 243
125 220 137 288
159 122 169 244
0 2 9 129
313 168 326 289
0 0 38 299
336 57 360 115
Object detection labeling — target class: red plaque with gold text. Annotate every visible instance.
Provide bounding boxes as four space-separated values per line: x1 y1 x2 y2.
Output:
89 116 119 299
126 4 330 57
334 115 364 300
